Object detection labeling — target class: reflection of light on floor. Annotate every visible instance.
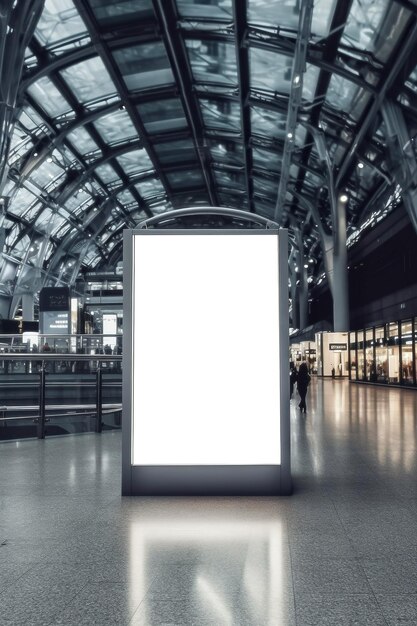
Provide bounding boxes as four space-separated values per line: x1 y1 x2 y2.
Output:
333 382 345 423
196 575 233 625
129 510 286 623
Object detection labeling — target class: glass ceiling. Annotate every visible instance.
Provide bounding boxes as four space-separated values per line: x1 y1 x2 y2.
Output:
0 0 416 300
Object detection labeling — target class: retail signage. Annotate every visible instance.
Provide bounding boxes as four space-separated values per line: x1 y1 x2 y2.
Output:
39 287 69 312
41 311 69 334
122 228 291 496
329 343 347 351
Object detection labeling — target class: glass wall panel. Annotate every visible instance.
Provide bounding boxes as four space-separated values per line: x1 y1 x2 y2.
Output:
349 331 357 380
375 326 388 383
357 330 365 381
365 328 375 382
387 322 400 383
414 318 417 387
401 320 414 385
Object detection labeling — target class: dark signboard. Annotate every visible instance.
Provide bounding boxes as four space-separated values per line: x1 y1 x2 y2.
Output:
329 343 347 351
39 287 69 312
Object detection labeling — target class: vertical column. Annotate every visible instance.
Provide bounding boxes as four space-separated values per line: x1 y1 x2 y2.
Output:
332 197 349 331
22 293 34 321
295 230 308 331
289 266 299 329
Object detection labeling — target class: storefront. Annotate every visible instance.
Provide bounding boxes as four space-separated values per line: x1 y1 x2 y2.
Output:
289 341 317 373
349 318 417 386
315 332 349 377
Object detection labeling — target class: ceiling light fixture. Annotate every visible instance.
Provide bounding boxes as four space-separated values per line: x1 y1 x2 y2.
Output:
340 194 348 203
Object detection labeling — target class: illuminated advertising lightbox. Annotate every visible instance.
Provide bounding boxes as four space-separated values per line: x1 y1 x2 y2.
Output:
122 229 290 496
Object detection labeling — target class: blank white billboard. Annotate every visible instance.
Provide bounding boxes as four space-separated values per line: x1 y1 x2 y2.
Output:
131 232 280 466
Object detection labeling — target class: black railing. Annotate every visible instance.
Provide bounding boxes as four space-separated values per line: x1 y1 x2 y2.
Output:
0 353 122 440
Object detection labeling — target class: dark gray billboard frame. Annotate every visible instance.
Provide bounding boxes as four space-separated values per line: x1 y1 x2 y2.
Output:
122 228 291 496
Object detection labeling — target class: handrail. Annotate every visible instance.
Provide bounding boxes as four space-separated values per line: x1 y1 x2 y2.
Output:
0 353 121 361
0 355 122 440
137 206 279 229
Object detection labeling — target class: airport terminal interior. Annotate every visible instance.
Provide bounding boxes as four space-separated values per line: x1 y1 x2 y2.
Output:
2 0 417 624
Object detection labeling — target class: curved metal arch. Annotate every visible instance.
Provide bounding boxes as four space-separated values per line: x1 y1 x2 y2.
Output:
137 206 279 229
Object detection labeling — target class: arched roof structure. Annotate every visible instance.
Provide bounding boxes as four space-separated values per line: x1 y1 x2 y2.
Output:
1 0 417 316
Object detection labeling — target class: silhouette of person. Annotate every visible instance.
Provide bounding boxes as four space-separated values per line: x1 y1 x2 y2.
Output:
290 366 298 399
297 362 311 413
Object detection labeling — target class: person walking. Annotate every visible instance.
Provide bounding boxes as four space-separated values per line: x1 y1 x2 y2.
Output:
289 365 298 399
297 362 311 413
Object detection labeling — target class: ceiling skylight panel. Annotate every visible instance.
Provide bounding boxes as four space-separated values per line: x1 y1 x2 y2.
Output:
153 139 197 165
8 187 38 216
250 48 292 95
9 133 34 165
138 98 187 134
213 168 245 190
311 0 338 38
326 74 369 120
34 0 89 51
113 43 175 92
30 159 64 188
116 149 154 175
18 107 45 133
177 0 232 20
148 199 173 214
27 76 72 118
252 146 281 172
341 0 409 63
302 64 320 102
251 106 286 139
185 39 238 86
87 0 154 25
61 57 117 106
93 110 137 145
253 176 278 196
135 177 165 199
22 204 45 224
67 127 99 155
94 163 121 184
166 170 204 189
34 207 55 233
208 140 244 166
200 99 241 132
247 0 299 31
117 189 135 206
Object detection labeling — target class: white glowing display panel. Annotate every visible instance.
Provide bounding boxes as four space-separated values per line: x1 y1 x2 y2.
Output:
132 233 280 466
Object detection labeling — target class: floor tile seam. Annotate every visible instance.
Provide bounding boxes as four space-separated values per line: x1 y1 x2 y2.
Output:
0 559 44 598
43 580 93 624
128 573 160 624
328 493 391 626
327 495 379 595
287 524 302 626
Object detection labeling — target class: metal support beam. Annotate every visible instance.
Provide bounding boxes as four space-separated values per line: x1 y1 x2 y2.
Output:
381 100 417 233
233 0 254 212
274 0 314 223
336 18 417 188
0 0 45 193
294 229 308 331
152 0 218 206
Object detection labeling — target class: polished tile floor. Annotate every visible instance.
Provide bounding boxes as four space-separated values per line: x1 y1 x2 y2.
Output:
1 378 417 625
